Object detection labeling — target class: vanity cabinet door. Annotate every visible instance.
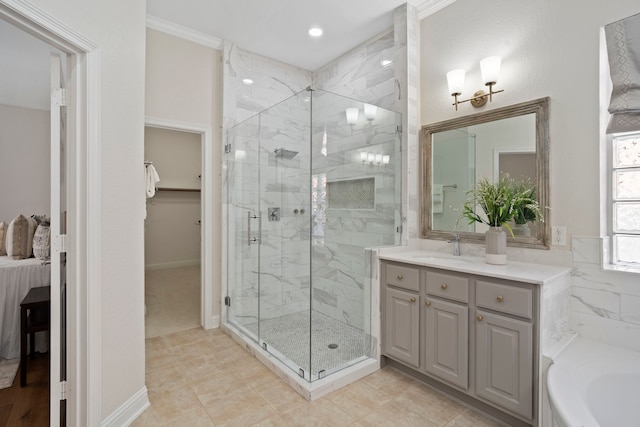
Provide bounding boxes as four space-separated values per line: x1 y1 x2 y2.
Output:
475 310 533 419
383 287 420 368
423 297 469 389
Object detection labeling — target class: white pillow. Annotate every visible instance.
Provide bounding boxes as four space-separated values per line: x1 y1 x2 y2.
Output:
0 221 7 256
6 214 38 259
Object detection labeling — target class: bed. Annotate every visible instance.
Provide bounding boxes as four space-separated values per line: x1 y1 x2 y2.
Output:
0 256 51 359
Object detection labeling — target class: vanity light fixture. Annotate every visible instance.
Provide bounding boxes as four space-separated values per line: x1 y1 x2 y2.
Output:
447 56 505 110
364 104 378 121
346 107 359 126
359 151 390 166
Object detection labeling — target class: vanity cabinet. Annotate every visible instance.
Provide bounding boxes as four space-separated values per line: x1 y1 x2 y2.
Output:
423 269 469 389
423 296 469 389
382 264 420 368
475 279 534 419
381 260 539 426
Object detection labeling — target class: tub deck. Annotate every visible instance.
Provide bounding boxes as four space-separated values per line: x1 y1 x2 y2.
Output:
547 337 640 427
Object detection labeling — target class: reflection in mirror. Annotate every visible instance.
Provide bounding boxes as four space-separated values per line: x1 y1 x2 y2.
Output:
421 98 549 249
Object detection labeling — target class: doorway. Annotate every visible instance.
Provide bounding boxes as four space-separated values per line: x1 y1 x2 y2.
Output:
143 124 210 337
0 17 70 426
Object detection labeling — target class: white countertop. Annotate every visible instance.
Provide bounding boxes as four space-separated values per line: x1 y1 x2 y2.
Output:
377 250 571 285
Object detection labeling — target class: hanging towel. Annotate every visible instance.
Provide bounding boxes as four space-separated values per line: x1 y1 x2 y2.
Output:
145 163 160 198
432 184 443 214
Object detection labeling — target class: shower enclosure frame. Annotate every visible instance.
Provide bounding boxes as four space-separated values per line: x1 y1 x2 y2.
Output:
223 87 402 396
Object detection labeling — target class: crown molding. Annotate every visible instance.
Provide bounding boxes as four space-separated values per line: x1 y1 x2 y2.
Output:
146 15 223 50
416 0 457 19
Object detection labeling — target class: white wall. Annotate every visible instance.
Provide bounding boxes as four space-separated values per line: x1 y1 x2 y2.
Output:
0 104 50 222
26 0 148 420
145 28 223 316
420 0 639 245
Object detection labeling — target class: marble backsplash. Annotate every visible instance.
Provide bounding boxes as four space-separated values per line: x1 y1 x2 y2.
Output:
570 236 640 352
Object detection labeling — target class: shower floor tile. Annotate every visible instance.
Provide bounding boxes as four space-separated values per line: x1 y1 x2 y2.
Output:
244 310 366 378
133 327 506 427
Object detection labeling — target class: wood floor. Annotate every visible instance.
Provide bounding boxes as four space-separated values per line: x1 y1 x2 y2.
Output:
0 353 49 427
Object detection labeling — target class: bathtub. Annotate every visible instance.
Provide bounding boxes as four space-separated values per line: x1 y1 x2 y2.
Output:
547 337 640 427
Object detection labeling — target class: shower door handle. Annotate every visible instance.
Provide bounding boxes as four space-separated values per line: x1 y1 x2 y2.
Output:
247 211 261 245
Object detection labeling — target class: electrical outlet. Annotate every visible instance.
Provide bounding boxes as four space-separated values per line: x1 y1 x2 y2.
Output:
552 226 567 246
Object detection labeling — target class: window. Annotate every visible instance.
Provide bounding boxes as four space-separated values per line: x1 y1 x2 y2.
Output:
611 133 640 265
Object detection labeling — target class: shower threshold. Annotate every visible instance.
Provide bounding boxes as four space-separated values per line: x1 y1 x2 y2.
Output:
221 321 379 400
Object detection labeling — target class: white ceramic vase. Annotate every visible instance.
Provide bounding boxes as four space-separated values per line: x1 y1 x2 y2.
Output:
485 226 507 264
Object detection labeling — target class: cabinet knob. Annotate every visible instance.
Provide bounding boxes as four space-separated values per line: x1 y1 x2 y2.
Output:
425 301 431 307
441 283 448 290
477 314 484 321
410 297 416 303
496 295 504 303
397 274 403 280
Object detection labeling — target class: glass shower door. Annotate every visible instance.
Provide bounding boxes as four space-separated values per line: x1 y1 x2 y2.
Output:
226 114 262 340
256 91 313 379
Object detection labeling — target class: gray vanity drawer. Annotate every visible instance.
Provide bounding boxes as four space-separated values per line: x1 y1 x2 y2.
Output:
476 280 533 319
385 263 420 292
425 270 469 303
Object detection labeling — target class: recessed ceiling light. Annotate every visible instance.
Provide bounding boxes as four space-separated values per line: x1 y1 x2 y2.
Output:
381 59 393 67
242 78 253 85
308 27 323 37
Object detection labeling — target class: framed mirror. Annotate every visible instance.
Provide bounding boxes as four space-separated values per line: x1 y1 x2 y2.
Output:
420 97 550 249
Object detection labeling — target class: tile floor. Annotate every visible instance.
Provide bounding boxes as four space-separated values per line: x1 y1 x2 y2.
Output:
133 327 505 427
145 265 201 338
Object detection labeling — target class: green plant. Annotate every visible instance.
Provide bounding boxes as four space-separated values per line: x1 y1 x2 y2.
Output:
511 179 544 225
459 174 543 236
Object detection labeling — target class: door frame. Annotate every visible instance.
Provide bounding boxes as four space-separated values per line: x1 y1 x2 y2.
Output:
0 1 101 425
144 117 216 329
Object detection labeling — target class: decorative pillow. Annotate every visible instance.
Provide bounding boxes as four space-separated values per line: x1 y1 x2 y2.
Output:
0 221 7 256
5 214 38 259
31 214 50 226
32 223 51 260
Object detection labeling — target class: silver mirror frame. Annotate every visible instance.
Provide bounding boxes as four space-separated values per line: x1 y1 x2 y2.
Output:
420 97 550 249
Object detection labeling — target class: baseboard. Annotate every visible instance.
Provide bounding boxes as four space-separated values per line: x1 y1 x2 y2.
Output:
204 314 220 329
144 259 200 270
101 386 150 427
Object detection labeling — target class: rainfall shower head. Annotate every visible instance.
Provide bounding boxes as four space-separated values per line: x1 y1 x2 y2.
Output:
274 148 299 159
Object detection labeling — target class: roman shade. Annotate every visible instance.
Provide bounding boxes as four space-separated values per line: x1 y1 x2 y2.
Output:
605 12 640 134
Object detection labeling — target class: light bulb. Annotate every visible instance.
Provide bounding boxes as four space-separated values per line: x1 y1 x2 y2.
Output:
446 69 465 95
382 155 390 165
346 108 359 126
364 104 378 121
480 56 501 85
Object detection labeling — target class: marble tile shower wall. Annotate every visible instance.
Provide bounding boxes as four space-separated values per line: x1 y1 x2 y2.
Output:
310 101 400 330
223 4 416 342
570 237 640 352
223 41 313 325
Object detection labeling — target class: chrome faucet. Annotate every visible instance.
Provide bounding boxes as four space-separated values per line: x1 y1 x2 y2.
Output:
447 234 460 256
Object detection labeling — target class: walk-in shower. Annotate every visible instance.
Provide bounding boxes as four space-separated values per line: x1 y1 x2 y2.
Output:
224 88 402 390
